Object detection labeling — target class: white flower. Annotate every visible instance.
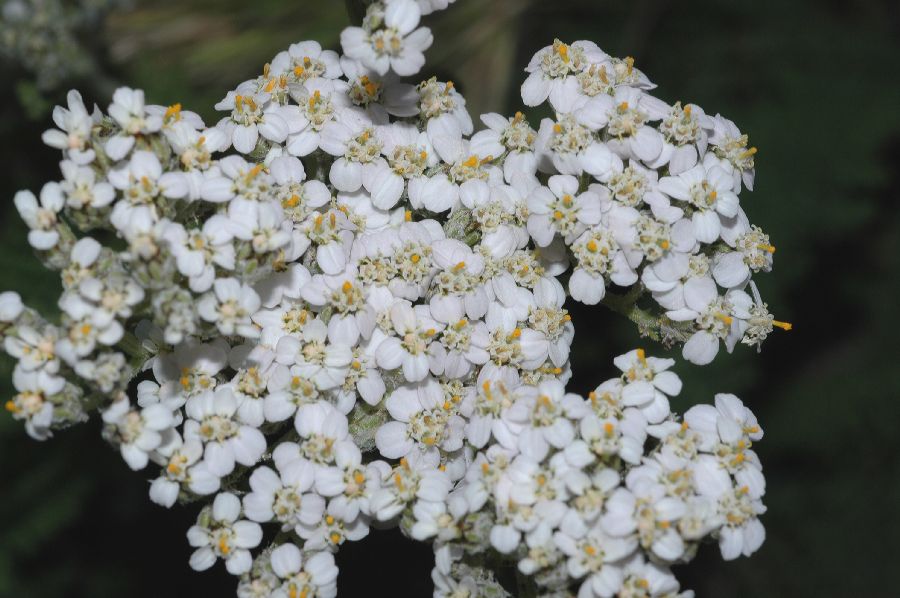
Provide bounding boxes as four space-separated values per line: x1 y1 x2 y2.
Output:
375 303 444 382
269 544 339 598
667 277 740 365
152 339 228 401
59 160 115 210
658 161 740 243
187 492 263 575
286 79 354 157
105 87 163 160
77 271 145 328
293 401 354 467
570 408 647 466
577 87 669 163
41 90 97 164
200 155 274 205
242 458 326 530
362 122 436 210
315 441 388 522
340 0 433 76
535 114 617 177
417 77 474 161
471 112 539 183
712 224 775 289
164 217 236 293
521 40 604 112
150 437 220 507
684 393 764 473
215 89 301 154
4 324 59 374
102 399 174 470
376 378 465 459
14 183 64 250
708 113 756 190
617 554 687 597
553 525 636 598
692 455 766 561
341 56 420 119
613 349 681 424
184 386 267 477
320 116 385 193
270 40 343 83
197 278 262 339
601 481 687 562
7 368 59 440
569 226 636 305
274 317 353 390
165 121 228 172
503 380 580 462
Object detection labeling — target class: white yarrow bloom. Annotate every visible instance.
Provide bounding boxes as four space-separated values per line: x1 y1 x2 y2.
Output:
341 0 433 77
188 492 263 575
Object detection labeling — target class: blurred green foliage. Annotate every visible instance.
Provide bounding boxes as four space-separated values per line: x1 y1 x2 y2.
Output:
1 0 898 596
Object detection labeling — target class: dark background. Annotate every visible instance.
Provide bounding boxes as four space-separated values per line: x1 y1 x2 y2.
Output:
1 0 898 596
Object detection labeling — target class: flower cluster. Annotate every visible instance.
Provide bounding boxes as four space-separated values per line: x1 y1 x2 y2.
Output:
2 1 787 596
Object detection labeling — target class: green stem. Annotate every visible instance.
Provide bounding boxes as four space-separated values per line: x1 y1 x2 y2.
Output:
601 286 694 345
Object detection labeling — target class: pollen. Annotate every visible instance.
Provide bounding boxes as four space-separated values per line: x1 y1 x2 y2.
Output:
405 210 413 221
410 254 421 264
164 103 182 121
772 320 792 331
462 155 479 168
342 281 353 293
603 422 615 436
758 244 776 254
5 400 18 414
246 164 263 181
330 532 342 544
353 471 366 485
